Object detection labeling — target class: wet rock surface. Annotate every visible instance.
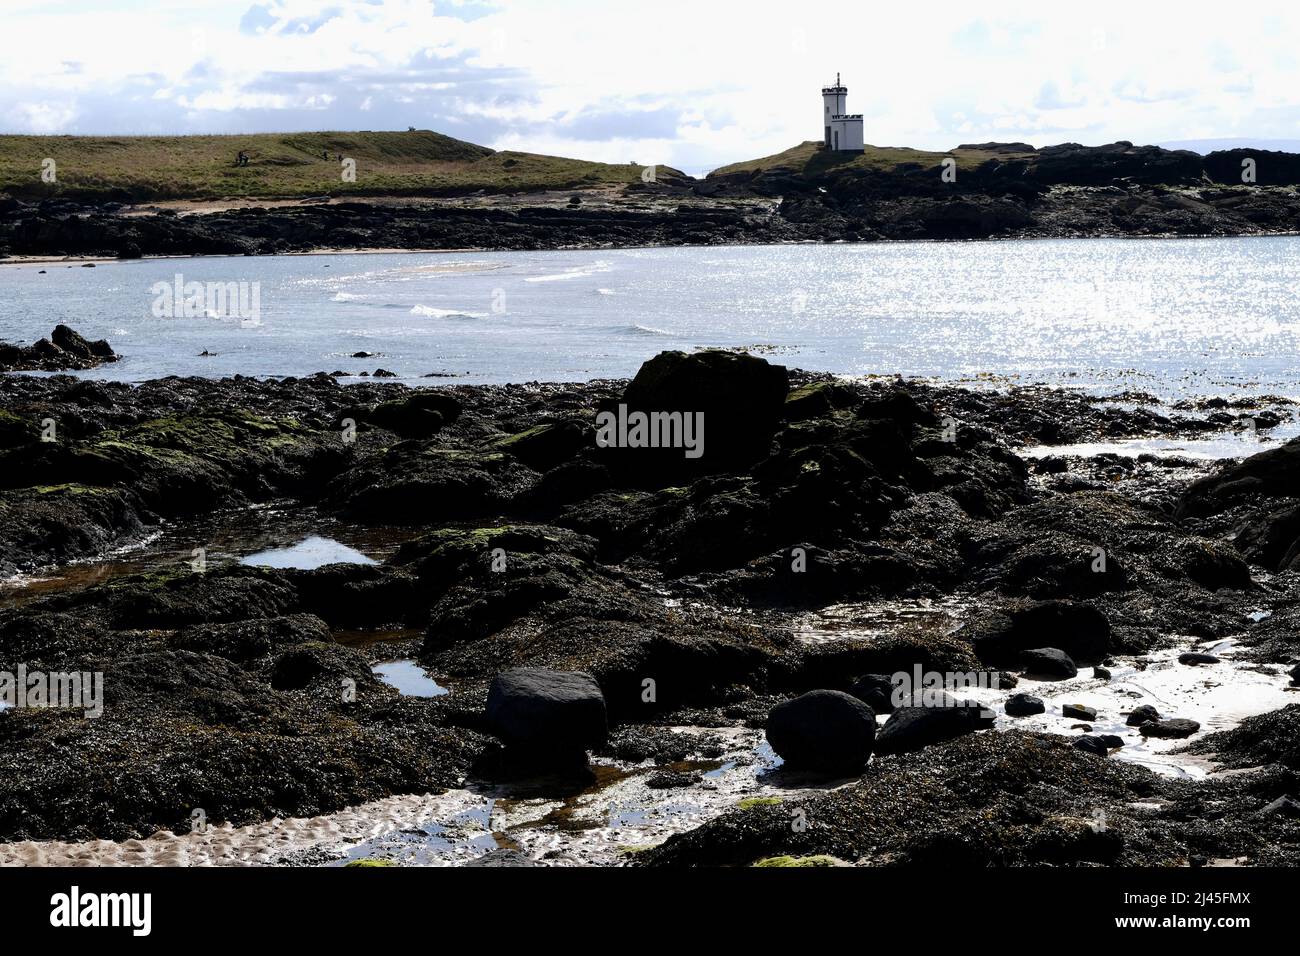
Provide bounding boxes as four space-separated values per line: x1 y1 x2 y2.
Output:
2 349 1300 865
765 690 875 774
0 325 117 372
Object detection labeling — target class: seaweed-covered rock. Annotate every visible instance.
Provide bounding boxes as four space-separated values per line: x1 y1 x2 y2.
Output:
874 692 993 756
765 690 876 774
601 350 789 485
0 325 117 372
484 668 608 756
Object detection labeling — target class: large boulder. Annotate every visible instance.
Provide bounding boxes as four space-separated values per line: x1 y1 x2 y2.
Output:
601 350 789 485
1019 647 1078 679
485 668 608 755
1126 704 1161 726
874 692 994 756
765 690 876 774
51 324 116 361
1179 438 1300 518
361 392 462 439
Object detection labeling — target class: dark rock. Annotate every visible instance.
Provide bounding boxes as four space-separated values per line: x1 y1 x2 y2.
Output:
174 614 332 664
1062 703 1097 721
1126 704 1161 726
0 325 118 372
964 601 1110 666
874 692 993 756
485 668 608 755
605 349 790 485
765 690 876 774
1256 795 1300 818
1073 735 1113 756
1178 652 1220 666
495 420 590 472
51 324 113 360
269 642 372 691
1020 647 1078 679
1005 693 1046 717
1094 667 1111 680
847 673 897 713
1139 718 1201 739
359 392 462 439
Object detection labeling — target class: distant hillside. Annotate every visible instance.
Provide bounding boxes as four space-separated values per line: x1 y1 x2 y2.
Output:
704 138 1300 199
709 140 1037 179
1161 138 1300 156
0 130 685 201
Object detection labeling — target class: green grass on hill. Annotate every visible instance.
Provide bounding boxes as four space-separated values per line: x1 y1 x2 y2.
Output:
709 140 1037 179
0 130 677 201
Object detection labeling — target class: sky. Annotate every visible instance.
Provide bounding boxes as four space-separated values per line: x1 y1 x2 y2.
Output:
3 0 1299 175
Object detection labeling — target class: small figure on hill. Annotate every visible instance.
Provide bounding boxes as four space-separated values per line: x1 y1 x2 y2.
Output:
235 151 249 167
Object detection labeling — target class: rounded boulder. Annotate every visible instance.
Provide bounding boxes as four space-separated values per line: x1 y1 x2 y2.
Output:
766 690 876 774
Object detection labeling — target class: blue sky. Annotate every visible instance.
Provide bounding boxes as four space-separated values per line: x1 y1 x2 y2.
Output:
3 0 1299 174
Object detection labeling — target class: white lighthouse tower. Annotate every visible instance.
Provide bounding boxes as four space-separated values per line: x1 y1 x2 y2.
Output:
822 73 864 152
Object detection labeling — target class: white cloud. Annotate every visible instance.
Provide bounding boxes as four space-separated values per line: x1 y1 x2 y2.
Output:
1 0 1298 172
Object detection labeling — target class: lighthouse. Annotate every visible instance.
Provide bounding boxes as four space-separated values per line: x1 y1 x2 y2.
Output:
822 73 864 152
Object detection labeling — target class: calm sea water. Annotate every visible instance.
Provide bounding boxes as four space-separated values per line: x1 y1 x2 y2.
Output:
4 236 1300 398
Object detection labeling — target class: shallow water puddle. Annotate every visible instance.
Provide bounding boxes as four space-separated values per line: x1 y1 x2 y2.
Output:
239 535 377 570
0 507 416 606
956 641 1296 778
1018 432 1293 462
794 598 967 645
0 728 848 867
372 660 449 698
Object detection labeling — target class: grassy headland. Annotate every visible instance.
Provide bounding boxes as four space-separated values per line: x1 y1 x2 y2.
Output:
709 140 1038 179
0 129 682 202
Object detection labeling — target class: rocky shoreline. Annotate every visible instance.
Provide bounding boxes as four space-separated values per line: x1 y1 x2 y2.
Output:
3 142 1300 259
0 325 118 373
3 349 1300 865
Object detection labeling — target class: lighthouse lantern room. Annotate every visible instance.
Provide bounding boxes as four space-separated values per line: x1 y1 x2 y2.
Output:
822 73 864 152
